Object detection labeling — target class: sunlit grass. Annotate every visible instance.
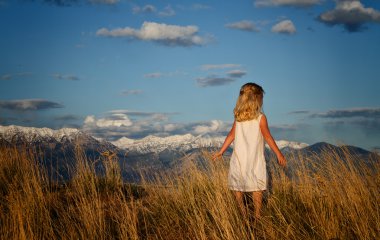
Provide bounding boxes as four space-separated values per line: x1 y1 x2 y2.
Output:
0 145 379 239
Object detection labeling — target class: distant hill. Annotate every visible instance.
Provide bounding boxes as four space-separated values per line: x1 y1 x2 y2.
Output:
0 125 120 181
298 142 376 163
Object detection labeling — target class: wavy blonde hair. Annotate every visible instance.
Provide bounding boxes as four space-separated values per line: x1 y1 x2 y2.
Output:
234 82 265 122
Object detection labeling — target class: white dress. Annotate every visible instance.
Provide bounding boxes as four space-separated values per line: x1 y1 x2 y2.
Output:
228 113 267 192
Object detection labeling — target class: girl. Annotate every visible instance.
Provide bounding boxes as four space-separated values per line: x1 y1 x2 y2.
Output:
213 82 286 219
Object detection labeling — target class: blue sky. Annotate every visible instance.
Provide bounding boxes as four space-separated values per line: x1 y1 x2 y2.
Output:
0 0 380 150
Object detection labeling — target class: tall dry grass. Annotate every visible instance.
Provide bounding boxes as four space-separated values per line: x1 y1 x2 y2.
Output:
0 145 379 239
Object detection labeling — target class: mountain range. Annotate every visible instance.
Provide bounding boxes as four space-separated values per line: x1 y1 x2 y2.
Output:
0 125 377 183
111 133 309 154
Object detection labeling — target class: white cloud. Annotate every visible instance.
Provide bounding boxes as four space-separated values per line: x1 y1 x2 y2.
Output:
84 113 132 128
225 20 260 32
97 114 132 127
96 21 210 47
28 0 119 7
81 110 232 140
84 115 96 124
271 20 297 34
82 111 172 139
254 0 321 8
107 110 178 117
193 120 224 135
201 64 241 71
318 0 380 32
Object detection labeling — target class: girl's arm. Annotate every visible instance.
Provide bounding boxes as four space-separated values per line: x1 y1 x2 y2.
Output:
212 121 236 160
259 114 286 167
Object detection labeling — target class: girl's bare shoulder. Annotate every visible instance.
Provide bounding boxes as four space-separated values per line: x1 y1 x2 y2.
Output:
259 113 268 127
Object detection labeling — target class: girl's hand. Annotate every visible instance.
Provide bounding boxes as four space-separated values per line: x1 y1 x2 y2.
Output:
277 154 287 167
212 152 222 161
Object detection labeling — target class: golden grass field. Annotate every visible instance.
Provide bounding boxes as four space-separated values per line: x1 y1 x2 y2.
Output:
0 145 379 240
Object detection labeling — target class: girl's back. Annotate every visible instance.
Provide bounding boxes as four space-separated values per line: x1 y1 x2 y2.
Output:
228 114 266 192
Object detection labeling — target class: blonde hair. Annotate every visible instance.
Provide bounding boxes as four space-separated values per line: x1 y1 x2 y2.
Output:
233 82 265 122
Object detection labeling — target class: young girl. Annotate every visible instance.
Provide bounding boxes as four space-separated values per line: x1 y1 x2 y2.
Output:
213 82 286 219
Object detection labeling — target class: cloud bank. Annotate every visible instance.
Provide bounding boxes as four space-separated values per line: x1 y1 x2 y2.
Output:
254 0 321 8
289 110 311 114
310 107 380 119
133 4 175 17
82 110 231 140
196 76 236 87
309 107 380 146
197 63 247 87
132 4 156 14
54 114 80 121
227 70 247 78
193 120 225 135
0 99 64 111
318 0 380 32
30 0 119 6
225 20 259 32
84 113 132 128
97 21 211 47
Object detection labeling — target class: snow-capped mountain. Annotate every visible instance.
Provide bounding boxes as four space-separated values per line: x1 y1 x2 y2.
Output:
0 125 82 142
0 125 309 155
111 134 309 154
273 140 309 150
0 125 115 150
112 134 225 154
